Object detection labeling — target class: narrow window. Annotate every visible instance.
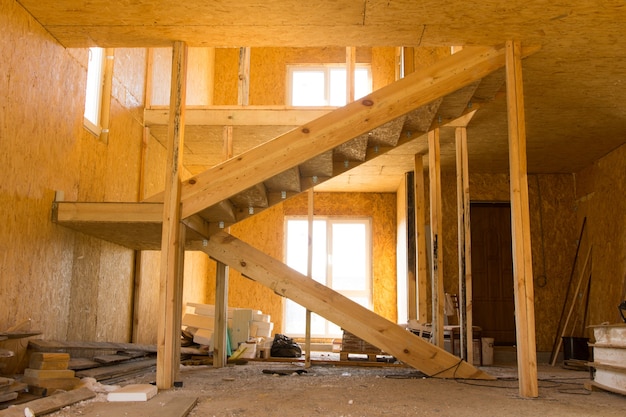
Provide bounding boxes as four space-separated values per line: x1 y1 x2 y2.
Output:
84 47 105 135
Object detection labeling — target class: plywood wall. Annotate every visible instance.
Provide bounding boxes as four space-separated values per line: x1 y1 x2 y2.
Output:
437 172 579 351
0 0 143 347
575 143 626 335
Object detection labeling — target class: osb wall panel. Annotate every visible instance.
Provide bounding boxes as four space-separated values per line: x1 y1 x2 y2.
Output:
63 50 147 343
0 0 158 350
438 172 578 351
213 48 239 105
149 47 214 106
1 0 85 340
576 143 626 332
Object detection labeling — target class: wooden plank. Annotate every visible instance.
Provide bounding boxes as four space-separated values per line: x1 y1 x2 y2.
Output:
191 232 494 380
179 45 522 219
505 40 538 398
76 358 156 381
238 47 250 106
0 387 95 417
346 46 356 104
455 127 473 361
414 155 428 323
213 262 229 368
157 41 188 390
28 340 205 356
428 128 444 348
144 106 332 126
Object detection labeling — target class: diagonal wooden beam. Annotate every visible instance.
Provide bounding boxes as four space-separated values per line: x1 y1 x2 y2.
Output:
179 44 538 219
190 231 494 380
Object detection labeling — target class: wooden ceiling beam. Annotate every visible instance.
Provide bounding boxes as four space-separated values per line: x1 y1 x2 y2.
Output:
180 44 532 219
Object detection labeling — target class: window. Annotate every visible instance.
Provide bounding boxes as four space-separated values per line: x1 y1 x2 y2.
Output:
287 64 372 107
283 217 372 338
84 47 105 135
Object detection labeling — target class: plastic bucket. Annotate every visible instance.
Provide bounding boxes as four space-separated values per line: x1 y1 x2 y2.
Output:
481 337 494 365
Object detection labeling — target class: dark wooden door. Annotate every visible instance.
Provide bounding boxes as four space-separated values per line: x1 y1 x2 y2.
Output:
471 203 516 346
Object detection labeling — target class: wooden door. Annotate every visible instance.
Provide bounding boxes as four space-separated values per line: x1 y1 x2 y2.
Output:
471 203 516 345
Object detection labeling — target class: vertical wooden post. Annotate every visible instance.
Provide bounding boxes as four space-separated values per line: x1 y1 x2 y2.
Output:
305 188 314 368
403 47 415 77
506 40 539 398
156 41 188 389
238 47 250 106
455 127 473 361
428 128 444 347
223 126 233 160
414 154 428 323
214 261 229 367
346 47 356 104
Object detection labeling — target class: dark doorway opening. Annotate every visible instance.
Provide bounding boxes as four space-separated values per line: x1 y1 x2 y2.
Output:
471 202 516 346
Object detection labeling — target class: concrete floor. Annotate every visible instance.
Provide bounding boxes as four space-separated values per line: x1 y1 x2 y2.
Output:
38 355 626 417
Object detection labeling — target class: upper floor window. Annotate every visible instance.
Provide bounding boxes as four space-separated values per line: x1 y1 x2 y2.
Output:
84 47 105 135
287 64 372 107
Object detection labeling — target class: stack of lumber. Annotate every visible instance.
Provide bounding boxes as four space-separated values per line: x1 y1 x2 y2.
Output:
22 352 80 393
182 303 274 353
340 330 385 361
0 377 27 406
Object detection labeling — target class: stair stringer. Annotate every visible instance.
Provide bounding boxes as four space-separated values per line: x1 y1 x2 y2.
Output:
191 232 494 380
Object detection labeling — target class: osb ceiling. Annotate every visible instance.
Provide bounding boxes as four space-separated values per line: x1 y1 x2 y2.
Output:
18 1 626 192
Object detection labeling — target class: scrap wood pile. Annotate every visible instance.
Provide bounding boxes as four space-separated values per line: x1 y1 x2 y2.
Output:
0 339 207 411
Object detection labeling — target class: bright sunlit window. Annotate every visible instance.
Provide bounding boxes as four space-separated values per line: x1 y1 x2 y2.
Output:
84 47 105 135
287 64 372 107
283 217 372 338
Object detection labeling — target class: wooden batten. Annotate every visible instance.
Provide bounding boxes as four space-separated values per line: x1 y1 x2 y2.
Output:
505 40 539 398
192 232 494 380
213 261 229 367
428 128 444 347
156 41 188 389
414 154 428 323
455 127 473 361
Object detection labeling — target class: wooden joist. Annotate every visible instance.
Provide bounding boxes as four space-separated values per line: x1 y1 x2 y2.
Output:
145 106 333 126
191 232 494 380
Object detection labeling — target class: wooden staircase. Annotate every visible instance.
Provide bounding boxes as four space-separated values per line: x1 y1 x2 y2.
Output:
52 44 537 379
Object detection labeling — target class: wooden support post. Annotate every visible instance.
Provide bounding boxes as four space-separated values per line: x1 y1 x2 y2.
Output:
505 40 539 398
214 261 229 367
238 47 250 106
156 41 188 390
414 154 428 323
455 127 473 361
428 128 444 347
305 188 314 368
346 47 356 104
223 126 233 160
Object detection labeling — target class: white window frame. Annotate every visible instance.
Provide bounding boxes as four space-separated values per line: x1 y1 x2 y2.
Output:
283 216 373 338
286 63 372 107
84 47 105 136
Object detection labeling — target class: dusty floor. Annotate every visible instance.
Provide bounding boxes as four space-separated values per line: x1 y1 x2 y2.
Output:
36 358 626 417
